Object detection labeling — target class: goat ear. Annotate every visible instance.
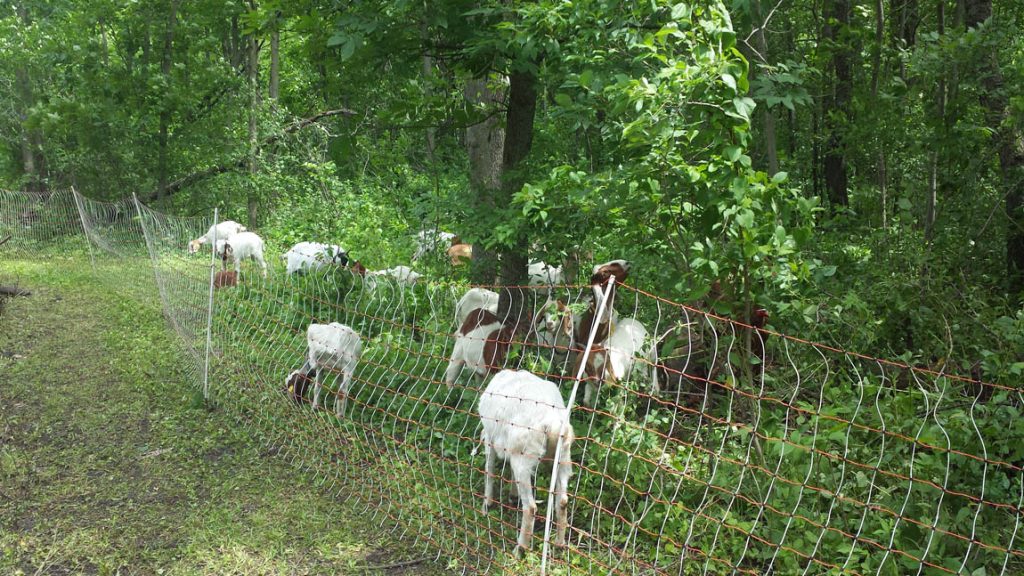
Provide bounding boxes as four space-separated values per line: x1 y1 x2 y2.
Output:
561 312 573 336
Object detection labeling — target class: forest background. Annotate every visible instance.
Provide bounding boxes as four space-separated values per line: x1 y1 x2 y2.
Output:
1 0 1022 382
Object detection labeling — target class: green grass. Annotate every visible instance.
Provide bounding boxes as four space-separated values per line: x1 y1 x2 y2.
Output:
0 259 448 575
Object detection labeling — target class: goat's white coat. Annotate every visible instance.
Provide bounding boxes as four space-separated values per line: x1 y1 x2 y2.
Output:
584 317 656 406
478 370 573 551
365 265 422 290
535 299 575 365
215 231 267 277
283 241 347 275
412 229 456 261
455 288 499 328
528 261 564 289
188 220 246 254
304 322 363 418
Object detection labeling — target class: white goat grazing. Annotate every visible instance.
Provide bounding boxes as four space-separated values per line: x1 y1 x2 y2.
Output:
188 220 246 254
365 265 422 291
285 322 362 418
577 317 657 407
528 261 564 290
283 241 348 275
412 229 457 261
534 299 574 365
215 231 267 278
455 288 499 328
479 369 574 552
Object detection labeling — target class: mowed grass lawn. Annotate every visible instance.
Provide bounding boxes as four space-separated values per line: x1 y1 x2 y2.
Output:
0 259 447 575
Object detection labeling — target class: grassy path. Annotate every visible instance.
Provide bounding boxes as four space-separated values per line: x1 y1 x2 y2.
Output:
0 261 446 575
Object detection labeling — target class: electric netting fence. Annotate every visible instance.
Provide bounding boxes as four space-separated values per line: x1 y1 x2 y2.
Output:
2 188 1022 575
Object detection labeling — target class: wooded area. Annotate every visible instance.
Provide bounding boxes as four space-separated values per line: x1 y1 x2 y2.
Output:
1 0 1021 378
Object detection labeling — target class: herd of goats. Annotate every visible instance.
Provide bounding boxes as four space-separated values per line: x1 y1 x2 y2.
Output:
186 219 771 552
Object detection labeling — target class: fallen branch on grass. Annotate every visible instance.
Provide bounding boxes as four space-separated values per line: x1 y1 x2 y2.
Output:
0 286 31 297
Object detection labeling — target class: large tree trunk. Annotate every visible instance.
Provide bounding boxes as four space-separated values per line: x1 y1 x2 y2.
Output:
964 0 1024 301
269 24 280 102
156 0 179 203
464 77 504 285
823 0 852 208
496 70 538 320
749 0 778 175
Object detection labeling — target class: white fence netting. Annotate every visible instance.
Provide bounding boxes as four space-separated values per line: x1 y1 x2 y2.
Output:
2 188 1022 575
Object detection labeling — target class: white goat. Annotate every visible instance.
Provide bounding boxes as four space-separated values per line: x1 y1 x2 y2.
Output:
455 288 499 328
479 369 574 552
215 231 267 278
534 299 575 364
365 265 422 291
412 229 457 261
188 220 246 254
577 317 657 407
283 241 348 275
285 322 362 418
528 261 564 291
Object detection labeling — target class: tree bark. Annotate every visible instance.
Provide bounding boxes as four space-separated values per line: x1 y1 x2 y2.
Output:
925 0 945 243
823 0 852 208
749 0 778 175
156 0 180 204
464 77 504 285
964 0 1024 301
496 70 538 320
269 25 280 102
14 2 43 192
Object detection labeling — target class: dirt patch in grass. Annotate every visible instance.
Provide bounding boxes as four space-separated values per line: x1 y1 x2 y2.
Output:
0 261 448 575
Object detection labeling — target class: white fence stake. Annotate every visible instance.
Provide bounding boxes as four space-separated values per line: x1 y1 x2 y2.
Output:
540 274 617 575
202 208 219 402
70 187 96 269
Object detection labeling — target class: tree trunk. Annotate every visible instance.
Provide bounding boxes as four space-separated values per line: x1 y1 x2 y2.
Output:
496 70 538 321
823 0 852 208
964 0 1024 301
156 0 179 203
925 0 946 243
464 77 504 285
247 21 260 229
749 0 778 175
14 3 43 192
269 25 280 103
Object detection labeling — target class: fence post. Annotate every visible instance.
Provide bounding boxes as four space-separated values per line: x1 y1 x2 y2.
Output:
540 275 617 575
202 208 219 402
70 187 96 269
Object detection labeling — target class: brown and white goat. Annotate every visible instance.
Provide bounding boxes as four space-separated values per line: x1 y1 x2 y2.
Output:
573 259 632 347
445 307 529 386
